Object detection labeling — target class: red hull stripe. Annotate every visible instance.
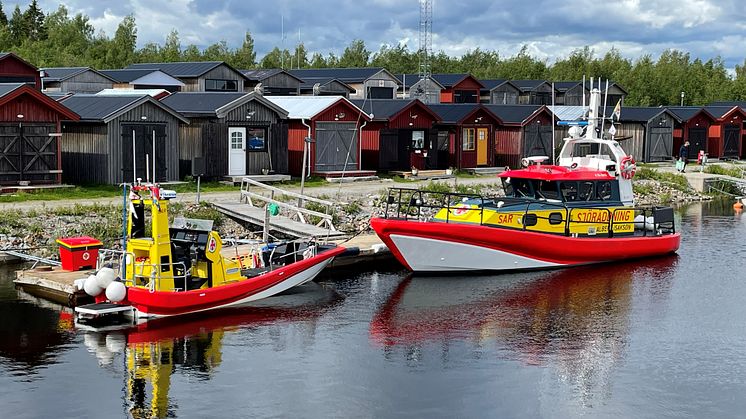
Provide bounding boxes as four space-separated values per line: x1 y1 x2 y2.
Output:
125 246 345 316
370 218 680 268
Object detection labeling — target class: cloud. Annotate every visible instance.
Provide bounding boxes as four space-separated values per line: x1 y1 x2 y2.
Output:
10 0 745 68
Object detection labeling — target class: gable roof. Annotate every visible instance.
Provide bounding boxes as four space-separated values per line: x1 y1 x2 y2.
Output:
0 83 78 120
480 79 513 91
510 80 553 93
484 104 547 124
99 69 185 87
298 77 355 92
161 92 287 119
702 105 746 120
666 106 716 122
41 67 117 83
95 89 172 100
552 81 587 92
60 94 187 123
264 95 369 120
427 103 501 125
125 61 248 80
607 106 681 123
350 99 441 122
289 68 401 84
710 101 746 108
583 80 628 95
241 69 304 84
397 74 445 90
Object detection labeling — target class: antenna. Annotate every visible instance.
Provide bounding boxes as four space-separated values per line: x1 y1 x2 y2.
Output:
600 79 609 138
281 14 286 69
418 0 433 80
132 129 136 184
152 129 156 183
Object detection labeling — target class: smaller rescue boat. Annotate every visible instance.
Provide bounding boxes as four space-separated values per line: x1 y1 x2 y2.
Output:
75 183 344 319
371 84 680 273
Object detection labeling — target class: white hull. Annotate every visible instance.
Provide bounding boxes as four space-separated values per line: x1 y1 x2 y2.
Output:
389 234 561 272
133 257 335 319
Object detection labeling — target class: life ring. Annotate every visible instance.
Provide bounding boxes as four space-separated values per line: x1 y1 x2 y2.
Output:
451 203 470 216
620 156 636 179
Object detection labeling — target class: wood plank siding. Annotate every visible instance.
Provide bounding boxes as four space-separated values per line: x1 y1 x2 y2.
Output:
60 71 114 93
185 65 245 92
60 123 108 184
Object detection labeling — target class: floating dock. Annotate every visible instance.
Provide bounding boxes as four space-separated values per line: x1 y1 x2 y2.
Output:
12 233 390 307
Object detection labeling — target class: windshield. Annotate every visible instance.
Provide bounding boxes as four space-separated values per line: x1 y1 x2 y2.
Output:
172 217 214 231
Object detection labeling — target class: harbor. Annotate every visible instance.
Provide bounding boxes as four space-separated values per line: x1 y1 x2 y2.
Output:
1 200 744 418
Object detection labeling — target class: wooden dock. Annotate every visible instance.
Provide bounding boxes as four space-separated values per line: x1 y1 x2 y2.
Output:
11 233 392 307
214 202 348 239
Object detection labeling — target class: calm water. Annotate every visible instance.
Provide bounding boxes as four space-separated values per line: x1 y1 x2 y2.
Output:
1 201 745 418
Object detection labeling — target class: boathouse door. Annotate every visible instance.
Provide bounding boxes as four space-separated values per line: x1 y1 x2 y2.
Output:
686 127 706 159
476 127 489 165
722 124 740 159
315 122 358 172
121 124 167 182
646 126 672 162
228 127 246 176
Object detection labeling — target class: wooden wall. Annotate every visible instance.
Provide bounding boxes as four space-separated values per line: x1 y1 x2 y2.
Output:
61 71 114 93
0 56 40 88
189 65 245 92
60 123 108 184
494 127 522 168
491 85 520 104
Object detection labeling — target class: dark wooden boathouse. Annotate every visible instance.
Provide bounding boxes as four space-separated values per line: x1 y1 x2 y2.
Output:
486 105 555 168
0 83 80 185
604 107 681 162
427 104 502 169
160 92 289 179
353 99 441 171
59 94 187 184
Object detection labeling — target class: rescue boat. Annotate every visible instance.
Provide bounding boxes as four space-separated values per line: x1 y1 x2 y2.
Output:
370 85 680 273
75 183 344 319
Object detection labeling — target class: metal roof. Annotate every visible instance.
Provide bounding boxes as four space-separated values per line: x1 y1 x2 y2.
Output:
297 77 355 91
702 105 743 119
99 69 184 87
510 80 552 92
241 69 303 83
548 105 586 121
60 94 187 123
484 104 544 124
289 68 400 84
666 106 715 122
710 101 746 108
41 67 90 82
0 83 24 97
160 92 287 119
608 106 677 122
95 89 171 98
552 81 585 92
427 104 483 124
264 95 366 120
125 61 248 79
479 79 510 91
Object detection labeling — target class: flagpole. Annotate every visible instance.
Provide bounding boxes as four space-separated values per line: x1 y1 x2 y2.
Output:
551 82 556 164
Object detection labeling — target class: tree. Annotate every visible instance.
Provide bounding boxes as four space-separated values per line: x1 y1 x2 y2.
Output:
0 1 8 27
201 40 231 61
290 43 308 69
233 31 256 69
104 15 137 68
182 44 201 61
8 5 26 42
309 52 327 68
370 44 416 74
338 39 369 67
23 0 46 41
161 29 181 62
259 46 291 69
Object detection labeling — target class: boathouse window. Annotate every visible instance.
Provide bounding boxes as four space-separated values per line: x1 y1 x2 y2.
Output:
560 182 579 201
462 128 475 151
246 128 267 151
578 181 594 201
205 79 238 92
411 131 425 150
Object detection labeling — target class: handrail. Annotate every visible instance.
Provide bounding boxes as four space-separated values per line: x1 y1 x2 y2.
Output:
242 190 335 224
240 177 341 206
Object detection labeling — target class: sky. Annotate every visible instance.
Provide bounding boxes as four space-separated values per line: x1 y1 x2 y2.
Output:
11 0 746 68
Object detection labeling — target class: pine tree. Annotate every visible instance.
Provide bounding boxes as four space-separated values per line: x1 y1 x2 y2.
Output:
23 0 46 41
8 5 26 42
0 1 8 27
233 31 256 69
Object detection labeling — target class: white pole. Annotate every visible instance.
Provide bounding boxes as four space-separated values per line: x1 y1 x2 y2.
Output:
152 130 156 183
600 79 609 137
146 154 150 183
132 129 136 183
582 75 586 118
550 82 556 164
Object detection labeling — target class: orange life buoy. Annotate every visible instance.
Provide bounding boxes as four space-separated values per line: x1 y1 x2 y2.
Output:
620 155 636 179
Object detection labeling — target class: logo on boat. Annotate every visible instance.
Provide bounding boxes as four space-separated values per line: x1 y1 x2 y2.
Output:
451 204 471 216
208 236 217 253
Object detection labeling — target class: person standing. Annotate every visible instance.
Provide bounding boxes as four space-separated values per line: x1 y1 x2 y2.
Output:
678 141 690 173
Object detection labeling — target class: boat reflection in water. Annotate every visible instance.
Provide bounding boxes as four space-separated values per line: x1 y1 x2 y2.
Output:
370 257 677 405
79 283 342 419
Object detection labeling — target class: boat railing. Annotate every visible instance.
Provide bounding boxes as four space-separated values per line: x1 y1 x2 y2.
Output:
268 242 318 268
128 260 190 292
383 188 676 238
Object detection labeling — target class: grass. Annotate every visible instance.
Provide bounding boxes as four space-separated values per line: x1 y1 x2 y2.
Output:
635 167 691 192
0 185 120 203
633 182 655 196
704 165 745 179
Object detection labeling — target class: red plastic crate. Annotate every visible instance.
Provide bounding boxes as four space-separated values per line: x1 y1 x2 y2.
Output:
56 236 103 271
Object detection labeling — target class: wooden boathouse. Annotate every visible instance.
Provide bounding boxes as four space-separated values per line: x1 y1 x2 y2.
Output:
0 83 80 185
125 61 248 92
701 106 746 159
59 94 187 184
160 92 289 179
427 104 502 169
668 107 716 160
486 105 555 168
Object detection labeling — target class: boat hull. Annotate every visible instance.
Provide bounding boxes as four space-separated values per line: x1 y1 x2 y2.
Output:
123 246 345 318
370 218 680 272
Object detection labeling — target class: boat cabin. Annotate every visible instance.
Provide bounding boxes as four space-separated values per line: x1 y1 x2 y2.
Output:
499 166 621 205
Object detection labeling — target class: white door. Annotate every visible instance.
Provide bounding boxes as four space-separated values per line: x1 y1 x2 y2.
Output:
228 127 246 175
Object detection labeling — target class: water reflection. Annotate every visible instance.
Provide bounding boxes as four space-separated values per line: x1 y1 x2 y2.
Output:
0 287 76 378
371 257 677 405
79 283 342 419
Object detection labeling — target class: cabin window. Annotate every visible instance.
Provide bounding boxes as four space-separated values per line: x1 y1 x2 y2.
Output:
462 128 475 151
548 212 564 225
597 181 613 200
205 78 238 92
247 128 267 151
411 131 425 150
505 178 533 198
578 182 594 201
560 182 579 201
536 180 560 200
